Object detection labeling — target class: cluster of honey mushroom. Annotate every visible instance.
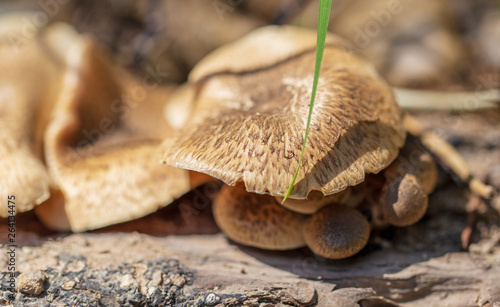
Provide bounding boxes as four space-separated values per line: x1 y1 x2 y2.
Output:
1 17 495 259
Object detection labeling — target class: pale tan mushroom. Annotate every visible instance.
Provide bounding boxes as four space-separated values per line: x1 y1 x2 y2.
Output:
159 25 406 200
163 84 197 129
0 16 66 216
213 183 307 250
31 24 192 231
303 204 370 259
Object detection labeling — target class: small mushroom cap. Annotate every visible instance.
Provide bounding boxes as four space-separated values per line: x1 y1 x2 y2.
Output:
213 183 307 250
379 173 428 227
159 25 405 199
276 188 351 214
384 140 437 194
303 204 370 259
35 28 191 231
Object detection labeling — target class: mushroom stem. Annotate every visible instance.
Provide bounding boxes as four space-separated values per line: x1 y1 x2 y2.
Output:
189 171 216 188
394 88 499 110
276 188 351 214
404 114 496 199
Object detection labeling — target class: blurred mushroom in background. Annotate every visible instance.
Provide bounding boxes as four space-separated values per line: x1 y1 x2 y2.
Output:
292 0 469 89
142 0 265 83
0 13 63 216
240 0 311 24
449 0 500 88
0 16 199 231
4 0 494 90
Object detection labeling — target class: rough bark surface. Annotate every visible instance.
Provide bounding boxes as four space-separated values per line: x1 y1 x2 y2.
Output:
1 110 500 307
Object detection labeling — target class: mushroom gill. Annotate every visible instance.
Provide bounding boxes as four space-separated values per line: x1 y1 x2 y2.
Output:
276 188 352 214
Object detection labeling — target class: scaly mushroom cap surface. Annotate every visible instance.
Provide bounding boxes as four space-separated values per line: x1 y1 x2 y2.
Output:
213 183 307 250
303 204 370 259
31 25 191 231
159 25 406 198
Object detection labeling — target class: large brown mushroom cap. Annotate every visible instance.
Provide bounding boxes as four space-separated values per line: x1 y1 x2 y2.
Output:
213 183 307 250
159 25 406 199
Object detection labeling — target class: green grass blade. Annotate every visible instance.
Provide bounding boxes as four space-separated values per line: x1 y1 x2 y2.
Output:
283 0 332 202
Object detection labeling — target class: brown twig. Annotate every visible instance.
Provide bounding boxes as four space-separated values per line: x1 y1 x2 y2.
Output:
395 88 500 110
404 114 496 200
461 194 483 250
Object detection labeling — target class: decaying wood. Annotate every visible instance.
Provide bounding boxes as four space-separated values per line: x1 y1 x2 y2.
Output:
0 232 499 306
0 110 499 306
